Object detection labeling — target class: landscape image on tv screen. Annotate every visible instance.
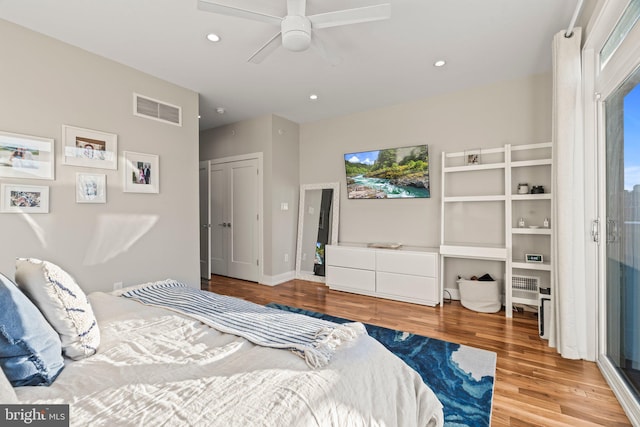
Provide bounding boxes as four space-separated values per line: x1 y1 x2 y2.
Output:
344 144 430 199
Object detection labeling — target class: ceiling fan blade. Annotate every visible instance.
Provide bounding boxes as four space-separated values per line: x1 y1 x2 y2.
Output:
287 0 306 16
311 35 342 67
197 0 282 26
308 4 390 29
248 31 282 64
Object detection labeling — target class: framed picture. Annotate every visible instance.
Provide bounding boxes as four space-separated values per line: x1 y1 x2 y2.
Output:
123 151 159 194
1 184 49 213
62 125 117 169
76 173 106 204
465 149 481 165
0 131 54 180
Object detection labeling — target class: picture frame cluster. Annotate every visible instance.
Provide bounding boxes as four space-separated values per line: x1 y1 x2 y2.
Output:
0 125 159 213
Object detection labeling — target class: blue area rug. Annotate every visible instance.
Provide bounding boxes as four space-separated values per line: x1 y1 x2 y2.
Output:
266 303 496 427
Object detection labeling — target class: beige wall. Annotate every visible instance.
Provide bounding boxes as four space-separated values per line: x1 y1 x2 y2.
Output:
199 114 300 282
0 20 201 291
300 72 552 286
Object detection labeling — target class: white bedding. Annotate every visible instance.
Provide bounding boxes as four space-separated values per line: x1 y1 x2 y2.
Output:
15 292 444 426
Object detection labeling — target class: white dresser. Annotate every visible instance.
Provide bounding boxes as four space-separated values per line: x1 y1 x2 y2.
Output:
326 244 440 306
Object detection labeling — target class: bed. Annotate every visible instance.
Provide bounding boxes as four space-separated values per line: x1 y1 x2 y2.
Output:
1 259 444 426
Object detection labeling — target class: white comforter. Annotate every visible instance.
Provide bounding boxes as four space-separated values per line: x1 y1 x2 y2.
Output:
15 292 444 426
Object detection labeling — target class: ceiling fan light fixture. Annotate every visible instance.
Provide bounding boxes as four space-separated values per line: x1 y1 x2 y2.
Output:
281 15 311 52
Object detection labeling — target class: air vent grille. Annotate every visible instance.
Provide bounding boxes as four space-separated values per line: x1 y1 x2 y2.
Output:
134 93 182 126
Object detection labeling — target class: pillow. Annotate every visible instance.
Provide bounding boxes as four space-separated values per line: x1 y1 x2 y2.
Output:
0 272 64 387
15 259 100 360
0 363 19 403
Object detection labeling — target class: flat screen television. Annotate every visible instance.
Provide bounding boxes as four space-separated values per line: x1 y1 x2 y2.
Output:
344 144 430 199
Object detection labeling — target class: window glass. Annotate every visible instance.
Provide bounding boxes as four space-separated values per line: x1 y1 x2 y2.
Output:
601 0 640 69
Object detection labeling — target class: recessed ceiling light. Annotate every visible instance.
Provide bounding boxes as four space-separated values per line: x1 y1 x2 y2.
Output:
434 60 446 67
206 33 221 42
309 94 318 100
216 107 225 114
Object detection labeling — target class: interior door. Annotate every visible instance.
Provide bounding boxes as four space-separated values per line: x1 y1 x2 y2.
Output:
199 161 211 279
210 158 259 282
210 163 227 276
227 158 259 281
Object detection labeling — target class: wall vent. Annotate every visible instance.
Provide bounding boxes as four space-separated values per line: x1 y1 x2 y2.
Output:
133 93 182 126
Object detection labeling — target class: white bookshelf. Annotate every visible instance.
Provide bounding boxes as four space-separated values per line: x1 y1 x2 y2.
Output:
440 142 553 319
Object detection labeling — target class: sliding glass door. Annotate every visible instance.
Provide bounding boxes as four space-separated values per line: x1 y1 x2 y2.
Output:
604 65 640 406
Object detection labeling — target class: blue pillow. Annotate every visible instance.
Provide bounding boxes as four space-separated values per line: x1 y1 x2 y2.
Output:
0 272 64 386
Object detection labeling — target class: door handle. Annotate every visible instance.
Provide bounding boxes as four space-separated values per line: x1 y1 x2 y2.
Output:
218 223 231 228
227 222 231 228
201 224 211 228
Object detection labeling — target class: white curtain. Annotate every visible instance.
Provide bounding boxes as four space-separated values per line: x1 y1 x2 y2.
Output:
550 28 589 359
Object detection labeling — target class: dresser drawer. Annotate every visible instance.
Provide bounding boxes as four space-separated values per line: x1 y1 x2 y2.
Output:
376 250 437 277
327 266 375 293
376 272 438 303
326 245 376 270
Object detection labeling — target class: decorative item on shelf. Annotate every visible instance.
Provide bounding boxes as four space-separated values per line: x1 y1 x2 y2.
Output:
517 183 529 194
464 149 481 165
366 242 402 249
525 253 544 263
531 185 545 194
543 217 550 228
518 217 526 228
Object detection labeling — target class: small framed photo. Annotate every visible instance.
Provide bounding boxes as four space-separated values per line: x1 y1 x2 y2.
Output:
123 151 159 194
465 149 481 166
62 125 117 170
1 184 49 213
0 131 54 180
76 173 106 204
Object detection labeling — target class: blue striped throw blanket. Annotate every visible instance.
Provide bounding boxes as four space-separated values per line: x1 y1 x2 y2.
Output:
121 280 366 368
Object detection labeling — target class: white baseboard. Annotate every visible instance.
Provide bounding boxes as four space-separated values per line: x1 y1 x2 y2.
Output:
444 287 461 300
260 270 295 286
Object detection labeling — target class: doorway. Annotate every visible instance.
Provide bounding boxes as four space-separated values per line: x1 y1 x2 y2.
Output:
200 154 262 283
603 64 640 403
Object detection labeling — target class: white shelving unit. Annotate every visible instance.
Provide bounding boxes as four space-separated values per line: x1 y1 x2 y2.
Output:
439 142 553 319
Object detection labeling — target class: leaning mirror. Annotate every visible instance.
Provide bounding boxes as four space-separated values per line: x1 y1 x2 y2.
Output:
295 182 340 283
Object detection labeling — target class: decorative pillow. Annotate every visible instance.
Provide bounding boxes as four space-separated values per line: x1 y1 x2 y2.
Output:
0 272 64 387
15 258 100 360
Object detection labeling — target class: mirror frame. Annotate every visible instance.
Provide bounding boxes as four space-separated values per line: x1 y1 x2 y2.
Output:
295 182 340 283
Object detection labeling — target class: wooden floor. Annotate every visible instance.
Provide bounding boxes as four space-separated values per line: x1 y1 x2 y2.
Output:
203 275 631 427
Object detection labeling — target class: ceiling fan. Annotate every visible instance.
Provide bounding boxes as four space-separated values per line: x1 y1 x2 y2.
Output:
197 0 391 63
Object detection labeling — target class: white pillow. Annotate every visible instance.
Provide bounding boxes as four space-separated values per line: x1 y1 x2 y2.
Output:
0 367 19 404
15 258 100 360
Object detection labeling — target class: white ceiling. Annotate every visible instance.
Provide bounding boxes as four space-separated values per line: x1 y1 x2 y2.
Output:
1 0 580 130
